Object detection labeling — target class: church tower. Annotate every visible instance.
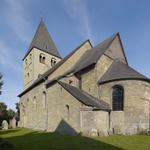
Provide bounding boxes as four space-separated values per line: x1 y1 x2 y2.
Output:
23 20 61 89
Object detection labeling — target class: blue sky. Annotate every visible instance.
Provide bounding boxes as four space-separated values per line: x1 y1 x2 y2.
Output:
0 0 150 110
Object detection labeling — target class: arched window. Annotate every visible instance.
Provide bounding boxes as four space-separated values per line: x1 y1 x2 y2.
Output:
112 85 124 111
66 105 70 120
42 91 46 109
39 53 46 64
51 58 56 67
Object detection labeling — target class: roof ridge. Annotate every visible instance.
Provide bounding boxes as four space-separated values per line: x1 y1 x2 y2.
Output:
67 32 119 74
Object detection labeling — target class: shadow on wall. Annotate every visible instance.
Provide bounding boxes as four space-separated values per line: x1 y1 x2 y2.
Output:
54 119 78 135
0 128 125 150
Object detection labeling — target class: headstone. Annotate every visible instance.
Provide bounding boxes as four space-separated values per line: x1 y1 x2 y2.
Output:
17 121 21 127
90 129 98 136
2 120 8 130
9 117 16 128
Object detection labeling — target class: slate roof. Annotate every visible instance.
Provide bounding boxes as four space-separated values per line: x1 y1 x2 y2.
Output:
58 81 110 111
23 20 61 60
18 40 92 97
68 32 119 74
98 60 150 84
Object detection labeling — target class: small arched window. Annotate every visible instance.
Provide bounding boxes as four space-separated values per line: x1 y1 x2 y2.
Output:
51 58 57 67
112 85 124 111
42 91 46 109
39 53 46 64
66 105 70 120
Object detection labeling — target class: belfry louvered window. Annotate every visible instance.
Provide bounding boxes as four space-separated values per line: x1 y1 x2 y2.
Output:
112 85 124 111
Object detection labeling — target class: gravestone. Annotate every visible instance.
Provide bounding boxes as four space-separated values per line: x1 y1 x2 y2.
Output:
2 120 8 130
9 117 16 128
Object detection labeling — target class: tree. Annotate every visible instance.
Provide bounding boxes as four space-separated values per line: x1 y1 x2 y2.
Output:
0 73 3 95
0 103 16 125
7 109 15 120
0 102 8 124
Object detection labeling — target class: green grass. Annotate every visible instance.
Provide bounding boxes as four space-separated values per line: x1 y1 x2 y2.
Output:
0 128 150 150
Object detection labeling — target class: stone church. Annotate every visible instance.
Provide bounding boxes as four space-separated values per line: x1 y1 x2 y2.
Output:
18 20 150 136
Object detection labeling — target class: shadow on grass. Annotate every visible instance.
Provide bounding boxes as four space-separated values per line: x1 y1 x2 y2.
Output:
0 129 125 150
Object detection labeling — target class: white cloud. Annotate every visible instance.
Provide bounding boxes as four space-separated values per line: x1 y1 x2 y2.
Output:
62 0 93 41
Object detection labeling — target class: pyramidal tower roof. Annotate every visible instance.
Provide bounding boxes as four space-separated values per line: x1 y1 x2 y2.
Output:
23 20 61 60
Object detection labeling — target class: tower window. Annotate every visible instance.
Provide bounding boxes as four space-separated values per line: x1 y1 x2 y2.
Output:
25 59 27 65
27 73 30 77
112 85 124 111
29 53 32 64
51 58 57 67
39 53 46 64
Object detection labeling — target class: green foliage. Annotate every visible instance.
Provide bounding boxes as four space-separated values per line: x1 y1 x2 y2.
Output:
7 109 15 120
0 103 16 125
0 103 8 124
0 128 150 150
0 73 3 95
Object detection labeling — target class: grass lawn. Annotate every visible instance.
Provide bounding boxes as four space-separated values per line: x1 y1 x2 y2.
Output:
0 128 150 150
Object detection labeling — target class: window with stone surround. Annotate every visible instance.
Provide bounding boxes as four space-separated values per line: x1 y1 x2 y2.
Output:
25 59 27 66
39 53 46 64
112 85 124 111
51 57 57 67
29 53 32 64
42 91 46 109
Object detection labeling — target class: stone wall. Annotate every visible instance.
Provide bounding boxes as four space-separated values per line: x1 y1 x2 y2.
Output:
20 82 47 130
81 110 109 136
46 82 82 135
81 54 113 98
99 80 150 134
